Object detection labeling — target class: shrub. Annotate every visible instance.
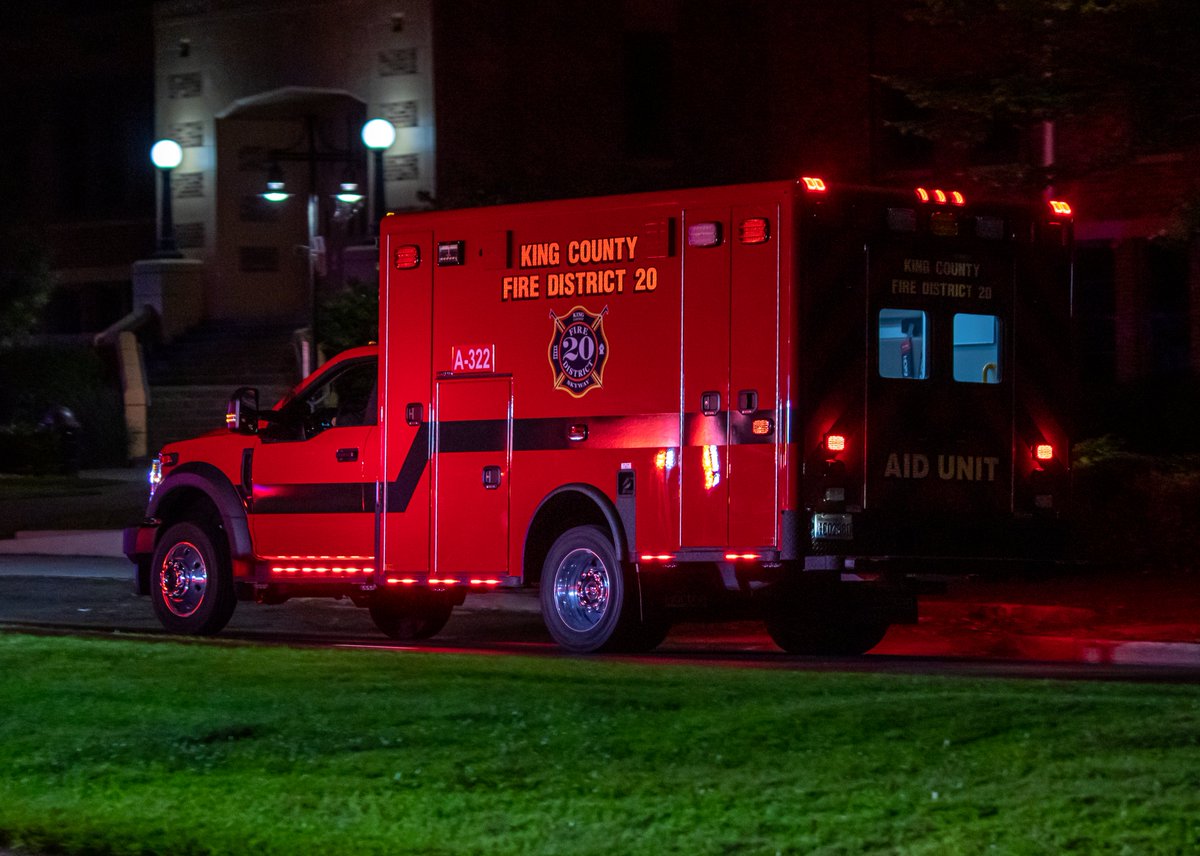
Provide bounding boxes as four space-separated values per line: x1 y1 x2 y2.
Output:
0 230 53 349
1070 435 1200 570
0 345 127 471
317 278 378 355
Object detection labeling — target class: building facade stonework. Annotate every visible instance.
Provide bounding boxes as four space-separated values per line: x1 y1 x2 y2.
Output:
154 0 434 322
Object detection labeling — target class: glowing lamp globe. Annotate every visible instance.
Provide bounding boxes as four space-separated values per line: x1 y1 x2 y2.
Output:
150 139 183 170
361 118 396 151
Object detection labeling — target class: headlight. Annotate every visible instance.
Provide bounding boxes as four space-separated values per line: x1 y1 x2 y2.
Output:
148 456 163 500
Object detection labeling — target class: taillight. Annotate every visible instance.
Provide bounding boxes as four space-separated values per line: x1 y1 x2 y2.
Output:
824 434 846 455
1034 443 1054 462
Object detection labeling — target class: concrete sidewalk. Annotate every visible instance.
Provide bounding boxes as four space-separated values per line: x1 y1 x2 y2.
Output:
0 529 124 558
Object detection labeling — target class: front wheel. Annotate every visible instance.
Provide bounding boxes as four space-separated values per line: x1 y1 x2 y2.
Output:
540 525 650 653
150 522 236 635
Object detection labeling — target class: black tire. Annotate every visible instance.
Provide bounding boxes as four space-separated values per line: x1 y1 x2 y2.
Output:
540 525 647 653
764 613 890 656
150 522 236 636
621 608 672 653
369 591 454 640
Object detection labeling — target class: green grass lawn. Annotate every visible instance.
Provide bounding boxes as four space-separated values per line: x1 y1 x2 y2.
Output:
1 634 1197 855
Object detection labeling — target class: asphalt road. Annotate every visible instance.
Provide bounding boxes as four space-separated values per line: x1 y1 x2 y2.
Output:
3 554 1200 681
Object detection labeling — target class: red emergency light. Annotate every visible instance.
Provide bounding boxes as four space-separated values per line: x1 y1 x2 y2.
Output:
739 218 770 244
801 176 827 192
395 245 421 269
916 187 966 206
1048 200 1073 216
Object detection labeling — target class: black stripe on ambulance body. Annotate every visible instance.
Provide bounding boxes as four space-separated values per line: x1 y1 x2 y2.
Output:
438 418 507 452
682 412 728 447
382 423 430 512
270 413 784 518
251 483 365 514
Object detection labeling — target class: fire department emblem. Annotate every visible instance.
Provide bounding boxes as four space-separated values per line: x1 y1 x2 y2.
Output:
548 305 609 397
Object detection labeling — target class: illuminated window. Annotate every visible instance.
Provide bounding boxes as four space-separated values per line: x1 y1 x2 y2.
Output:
879 309 928 379
953 313 1001 384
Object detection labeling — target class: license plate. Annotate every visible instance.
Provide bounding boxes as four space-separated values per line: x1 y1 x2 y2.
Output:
812 513 853 540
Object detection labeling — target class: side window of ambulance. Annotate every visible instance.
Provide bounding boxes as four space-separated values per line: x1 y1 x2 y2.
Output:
952 313 1001 384
878 308 928 379
264 360 377 442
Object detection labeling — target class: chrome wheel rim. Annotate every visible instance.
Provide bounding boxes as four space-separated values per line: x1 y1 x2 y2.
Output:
158 540 207 618
552 547 610 633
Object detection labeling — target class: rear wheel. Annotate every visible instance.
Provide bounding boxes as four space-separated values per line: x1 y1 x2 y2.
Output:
541 525 652 653
622 608 672 653
369 591 454 640
150 522 236 636
765 612 890 656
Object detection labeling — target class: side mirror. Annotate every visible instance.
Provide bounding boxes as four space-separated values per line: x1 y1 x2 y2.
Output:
226 386 259 435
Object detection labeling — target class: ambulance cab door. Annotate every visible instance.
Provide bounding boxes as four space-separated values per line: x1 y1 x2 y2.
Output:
433 376 512 576
249 356 378 563
728 203 780 548
681 207 731 548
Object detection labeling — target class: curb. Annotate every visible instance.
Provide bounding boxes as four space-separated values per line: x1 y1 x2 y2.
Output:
0 530 125 559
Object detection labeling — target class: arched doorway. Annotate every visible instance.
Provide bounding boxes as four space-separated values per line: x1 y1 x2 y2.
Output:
214 88 370 326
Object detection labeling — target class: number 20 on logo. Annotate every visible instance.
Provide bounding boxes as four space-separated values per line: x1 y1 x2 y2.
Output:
548 306 610 397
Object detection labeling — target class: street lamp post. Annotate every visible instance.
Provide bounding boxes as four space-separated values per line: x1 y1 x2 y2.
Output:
150 139 184 259
361 118 396 232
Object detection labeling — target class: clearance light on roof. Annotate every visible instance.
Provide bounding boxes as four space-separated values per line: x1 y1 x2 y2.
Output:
801 176 827 192
686 222 723 248
395 245 420 269
1048 200 1073 216
1035 443 1055 462
739 217 770 244
916 187 966 206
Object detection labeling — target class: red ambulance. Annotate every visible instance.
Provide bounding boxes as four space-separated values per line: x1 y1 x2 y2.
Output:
125 178 1074 653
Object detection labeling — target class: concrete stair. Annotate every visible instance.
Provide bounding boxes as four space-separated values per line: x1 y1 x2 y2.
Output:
146 321 300 451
